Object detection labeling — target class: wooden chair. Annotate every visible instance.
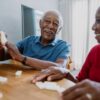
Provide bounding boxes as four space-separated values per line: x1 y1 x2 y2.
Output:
66 56 73 70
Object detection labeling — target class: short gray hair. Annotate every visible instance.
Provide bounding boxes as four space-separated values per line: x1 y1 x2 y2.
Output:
41 10 63 29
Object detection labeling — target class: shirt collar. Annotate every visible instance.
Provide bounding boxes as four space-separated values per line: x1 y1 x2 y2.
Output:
34 36 58 46
49 38 58 46
34 36 41 43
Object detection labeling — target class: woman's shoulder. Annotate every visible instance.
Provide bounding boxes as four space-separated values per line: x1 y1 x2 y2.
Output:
91 44 100 50
89 44 100 54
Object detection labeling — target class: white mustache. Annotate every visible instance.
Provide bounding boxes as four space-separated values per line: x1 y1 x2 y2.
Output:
44 29 54 34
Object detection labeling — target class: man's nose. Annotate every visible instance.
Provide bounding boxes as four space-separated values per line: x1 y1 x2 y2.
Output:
48 23 54 29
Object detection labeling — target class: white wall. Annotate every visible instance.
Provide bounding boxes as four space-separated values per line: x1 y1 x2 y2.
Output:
58 0 72 43
0 0 58 43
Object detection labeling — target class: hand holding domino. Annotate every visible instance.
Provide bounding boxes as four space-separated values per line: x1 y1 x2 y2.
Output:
0 31 7 46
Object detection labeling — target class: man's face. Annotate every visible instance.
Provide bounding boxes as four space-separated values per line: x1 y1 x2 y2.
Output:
92 8 100 43
40 12 59 41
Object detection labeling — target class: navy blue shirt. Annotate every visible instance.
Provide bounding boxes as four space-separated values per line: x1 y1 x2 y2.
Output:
16 35 71 62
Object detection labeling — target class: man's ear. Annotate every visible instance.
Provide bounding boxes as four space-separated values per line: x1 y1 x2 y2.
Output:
57 26 62 33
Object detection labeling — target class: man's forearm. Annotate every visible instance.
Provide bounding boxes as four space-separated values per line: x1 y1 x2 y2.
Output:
24 57 60 70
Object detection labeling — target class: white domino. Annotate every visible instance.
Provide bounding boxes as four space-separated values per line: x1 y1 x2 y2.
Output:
0 76 8 83
35 81 65 92
0 31 7 45
15 70 22 77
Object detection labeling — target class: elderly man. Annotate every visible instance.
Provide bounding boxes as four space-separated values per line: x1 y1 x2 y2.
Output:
0 10 70 70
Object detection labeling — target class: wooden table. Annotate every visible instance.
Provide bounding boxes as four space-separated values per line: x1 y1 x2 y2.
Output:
0 60 75 100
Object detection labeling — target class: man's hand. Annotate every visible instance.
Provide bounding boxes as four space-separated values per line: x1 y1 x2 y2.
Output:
6 42 24 62
32 67 69 83
60 79 100 100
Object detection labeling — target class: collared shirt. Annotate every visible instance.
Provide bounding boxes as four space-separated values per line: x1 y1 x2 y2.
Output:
16 35 71 62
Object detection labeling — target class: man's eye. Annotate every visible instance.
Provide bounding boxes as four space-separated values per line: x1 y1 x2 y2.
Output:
45 20 50 23
53 22 59 27
54 24 58 27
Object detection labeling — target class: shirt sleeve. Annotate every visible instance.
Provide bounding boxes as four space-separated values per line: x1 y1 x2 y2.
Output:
57 42 71 59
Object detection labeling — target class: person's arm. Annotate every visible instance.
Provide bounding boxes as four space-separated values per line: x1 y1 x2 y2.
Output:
23 57 66 70
6 42 68 69
60 79 100 100
31 66 78 83
6 42 78 82
32 66 70 83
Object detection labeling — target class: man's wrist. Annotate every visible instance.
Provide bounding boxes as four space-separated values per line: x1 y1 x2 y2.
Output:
21 56 27 65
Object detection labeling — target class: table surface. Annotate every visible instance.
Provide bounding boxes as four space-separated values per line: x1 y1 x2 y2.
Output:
0 60 75 100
